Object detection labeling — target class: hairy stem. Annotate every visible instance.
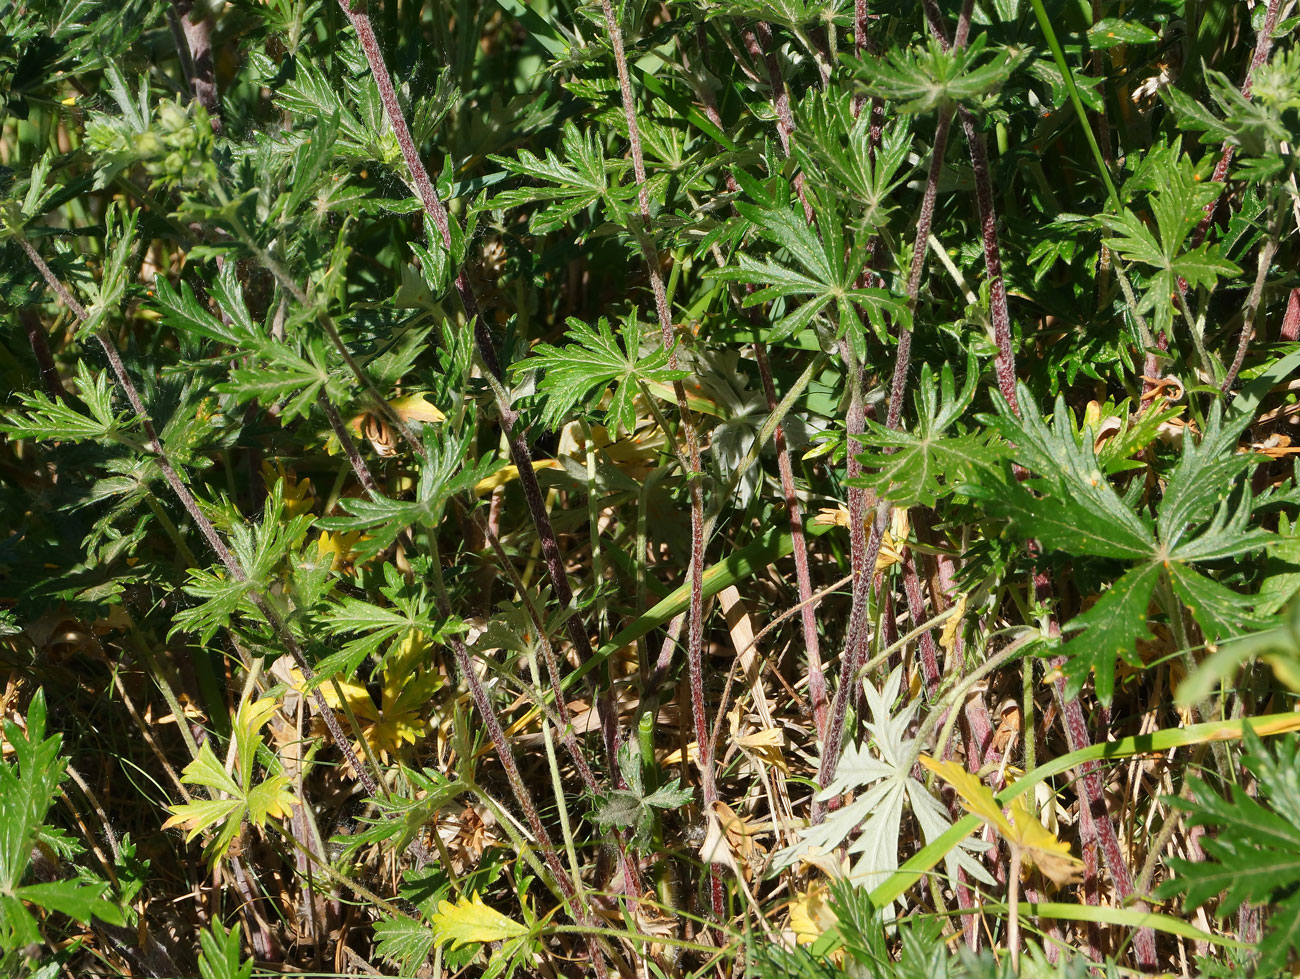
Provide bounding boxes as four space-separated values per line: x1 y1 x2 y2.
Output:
334 0 618 769
17 235 383 801
690 27 826 738
815 99 959 822
1221 213 1281 393
1191 0 1283 250
601 0 720 917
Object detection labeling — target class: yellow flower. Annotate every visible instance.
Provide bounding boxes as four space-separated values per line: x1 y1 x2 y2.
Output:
317 530 365 572
298 631 441 763
261 461 315 517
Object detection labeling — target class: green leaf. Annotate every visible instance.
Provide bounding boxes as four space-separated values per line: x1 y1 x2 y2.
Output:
519 312 687 435
976 388 1156 560
1166 563 1263 645
1086 18 1159 49
851 357 1005 508
151 275 253 348
198 921 254 979
318 429 501 558
0 689 122 946
1157 729 1300 974
711 183 907 350
484 123 628 235
1100 141 1242 336
1058 562 1162 704
0 361 131 443
374 914 438 973
844 34 1023 114
14 880 124 928
76 202 138 338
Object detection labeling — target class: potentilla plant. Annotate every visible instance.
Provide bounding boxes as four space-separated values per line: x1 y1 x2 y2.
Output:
0 0 1298 975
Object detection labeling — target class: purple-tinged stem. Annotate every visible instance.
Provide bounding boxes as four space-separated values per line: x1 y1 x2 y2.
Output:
901 552 941 695
20 308 65 401
1033 567 1157 968
334 0 618 769
318 394 380 498
1222 225 1279 393
923 4 1018 411
814 100 958 821
169 0 223 133
690 27 827 738
18 235 382 801
1191 0 1282 250
1281 287 1300 343
597 0 720 916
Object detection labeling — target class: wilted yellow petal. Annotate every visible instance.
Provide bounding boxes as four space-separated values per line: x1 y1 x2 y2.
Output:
473 460 564 496
317 530 364 571
789 883 838 946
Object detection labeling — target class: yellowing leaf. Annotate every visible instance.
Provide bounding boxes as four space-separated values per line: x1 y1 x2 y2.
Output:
812 506 908 569
162 796 241 840
347 392 446 437
431 892 528 949
920 756 1014 836
473 460 564 497
940 594 967 655
661 740 700 768
699 805 740 873
923 757 1084 888
292 633 439 763
1007 798 1084 888
735 727 788 772
388 392 446 426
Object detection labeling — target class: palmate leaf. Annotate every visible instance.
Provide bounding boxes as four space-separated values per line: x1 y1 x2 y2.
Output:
485 123 630 235
794 97 913 231
710 180 907 351
595 743 692 845
518 313 687 435
851 357 1005 508
318 428 502 559
172 481 314 642
0 690 123 948
374 914 438 975
1157 729 1300 975
773 669 991 895
975 386 1272 703
921 758 1083 887
976 389 1155 560
0 360 132 443
843 34 1023 114
1100 141 1242 337
1058 562 1162 705
163 695 297 864
704 0 846 32
75 202 138 339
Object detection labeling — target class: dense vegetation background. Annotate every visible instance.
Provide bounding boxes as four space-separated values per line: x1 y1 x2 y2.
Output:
2 0 1299 975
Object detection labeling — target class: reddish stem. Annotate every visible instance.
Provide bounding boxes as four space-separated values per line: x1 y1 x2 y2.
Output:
18 236 382 801
336 0 619 768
